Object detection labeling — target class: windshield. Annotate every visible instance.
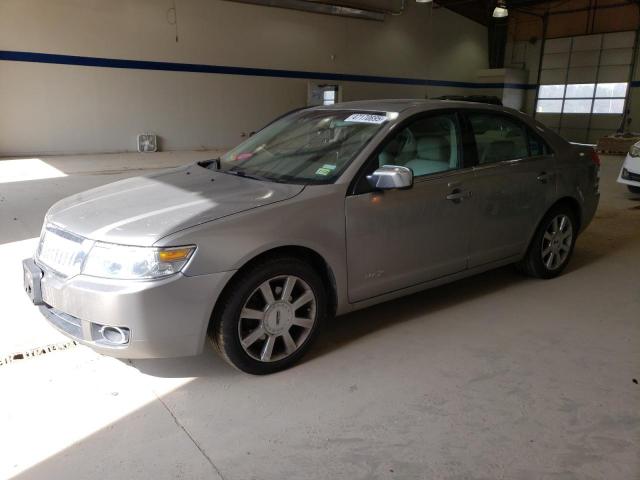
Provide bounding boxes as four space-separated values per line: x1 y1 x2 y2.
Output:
218 109 390 184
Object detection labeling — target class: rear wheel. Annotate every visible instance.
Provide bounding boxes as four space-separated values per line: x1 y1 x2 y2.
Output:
628 185 640 194
209 256 326 375
517 205 577 279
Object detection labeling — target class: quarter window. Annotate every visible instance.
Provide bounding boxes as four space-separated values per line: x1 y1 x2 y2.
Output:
528 130 551 157
376 113 460 177
468 113 529 164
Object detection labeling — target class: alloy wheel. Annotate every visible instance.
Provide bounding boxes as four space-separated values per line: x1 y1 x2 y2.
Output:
238 275 317 362
541 214 573 271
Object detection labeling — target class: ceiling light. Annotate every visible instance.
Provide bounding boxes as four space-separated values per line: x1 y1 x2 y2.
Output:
416 0 433 4
492 1 508 17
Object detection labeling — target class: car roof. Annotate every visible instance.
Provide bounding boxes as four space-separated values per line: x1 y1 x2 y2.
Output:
312 98 541 129
313 98 509 114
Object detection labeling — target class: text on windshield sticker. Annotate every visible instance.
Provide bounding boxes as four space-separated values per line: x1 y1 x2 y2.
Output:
344 114 387 124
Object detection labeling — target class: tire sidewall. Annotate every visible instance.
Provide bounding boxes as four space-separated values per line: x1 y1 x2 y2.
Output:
214 258 327 375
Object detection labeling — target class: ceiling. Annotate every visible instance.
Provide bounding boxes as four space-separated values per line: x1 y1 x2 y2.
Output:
236 0 639 26
435 0 640 26
435 0 494 24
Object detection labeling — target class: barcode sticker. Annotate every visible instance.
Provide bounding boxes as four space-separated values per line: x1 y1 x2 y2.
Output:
344 114 388 124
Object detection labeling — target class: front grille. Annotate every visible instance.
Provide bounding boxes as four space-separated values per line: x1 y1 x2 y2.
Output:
44 306 83 339
36 225 92 278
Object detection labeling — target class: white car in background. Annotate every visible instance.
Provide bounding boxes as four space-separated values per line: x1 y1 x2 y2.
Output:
618 142 640 193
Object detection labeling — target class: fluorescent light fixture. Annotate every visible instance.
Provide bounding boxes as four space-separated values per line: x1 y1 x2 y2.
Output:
416 0 433 3
493 2 508 17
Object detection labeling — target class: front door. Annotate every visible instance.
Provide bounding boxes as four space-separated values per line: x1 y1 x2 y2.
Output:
345 112 475 303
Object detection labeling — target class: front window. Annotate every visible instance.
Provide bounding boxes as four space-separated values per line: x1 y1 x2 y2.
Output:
375 113 461 176
218 109 390 184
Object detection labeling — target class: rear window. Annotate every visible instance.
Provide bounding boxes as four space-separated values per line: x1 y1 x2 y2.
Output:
468 113 529 164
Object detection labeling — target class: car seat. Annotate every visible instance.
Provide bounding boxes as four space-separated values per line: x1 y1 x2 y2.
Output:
378 129 416 167
404 135 451 176
480 140 516 164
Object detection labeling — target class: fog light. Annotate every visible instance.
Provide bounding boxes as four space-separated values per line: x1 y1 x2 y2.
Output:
622 168 630 179
98 325 130 345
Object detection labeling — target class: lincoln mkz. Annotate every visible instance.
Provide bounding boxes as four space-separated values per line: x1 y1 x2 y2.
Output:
23 100 600 374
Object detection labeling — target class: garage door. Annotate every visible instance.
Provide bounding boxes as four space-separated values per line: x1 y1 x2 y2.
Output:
534 31 636 144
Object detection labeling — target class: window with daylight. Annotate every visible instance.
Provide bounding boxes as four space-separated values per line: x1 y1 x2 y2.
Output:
322 86 339 106
536 83 628 114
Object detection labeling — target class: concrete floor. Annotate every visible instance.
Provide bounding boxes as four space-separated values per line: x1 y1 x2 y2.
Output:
0 153 638 480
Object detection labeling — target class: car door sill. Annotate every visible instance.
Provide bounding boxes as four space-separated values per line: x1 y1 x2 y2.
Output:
346 254 522 314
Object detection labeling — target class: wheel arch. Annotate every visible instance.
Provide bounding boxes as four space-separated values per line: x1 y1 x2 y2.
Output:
208 245 338 331
524 195 583 258
551 196 582 232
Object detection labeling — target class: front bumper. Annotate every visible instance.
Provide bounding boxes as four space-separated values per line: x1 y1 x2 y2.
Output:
25 258 234 358
617 154 640 187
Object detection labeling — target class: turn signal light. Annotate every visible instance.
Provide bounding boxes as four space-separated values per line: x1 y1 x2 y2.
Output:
158 248 193 262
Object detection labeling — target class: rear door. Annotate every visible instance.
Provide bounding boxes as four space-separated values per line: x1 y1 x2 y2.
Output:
345 111 475 302
464 111 557 267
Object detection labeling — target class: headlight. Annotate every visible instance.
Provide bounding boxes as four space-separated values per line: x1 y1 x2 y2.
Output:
630 143 640 158
82 243 195 280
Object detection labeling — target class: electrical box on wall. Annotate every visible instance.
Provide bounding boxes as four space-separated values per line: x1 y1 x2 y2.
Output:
137 134 158 152
308 82 341 106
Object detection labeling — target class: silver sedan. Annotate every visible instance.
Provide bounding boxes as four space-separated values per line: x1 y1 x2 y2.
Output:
23 100 600 374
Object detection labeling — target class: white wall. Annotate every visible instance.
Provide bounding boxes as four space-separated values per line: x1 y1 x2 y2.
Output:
0 0 491 155
505 39 543 114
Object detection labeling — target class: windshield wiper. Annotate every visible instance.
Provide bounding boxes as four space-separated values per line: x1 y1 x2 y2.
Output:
225 169 273 182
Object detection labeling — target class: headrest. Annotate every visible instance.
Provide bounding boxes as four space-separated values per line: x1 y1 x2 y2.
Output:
417 135 449 162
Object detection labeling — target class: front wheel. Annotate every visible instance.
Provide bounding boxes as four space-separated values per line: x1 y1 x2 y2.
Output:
628 185 640 194
209 256 326 374
517 205 577 279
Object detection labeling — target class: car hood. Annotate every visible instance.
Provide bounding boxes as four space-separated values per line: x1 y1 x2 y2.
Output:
46 163 304 246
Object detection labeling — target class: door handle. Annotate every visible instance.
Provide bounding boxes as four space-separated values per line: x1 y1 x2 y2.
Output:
537 172 551 183
446 189 472 203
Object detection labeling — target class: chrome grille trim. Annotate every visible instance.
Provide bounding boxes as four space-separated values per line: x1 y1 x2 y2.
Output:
36 224 93 278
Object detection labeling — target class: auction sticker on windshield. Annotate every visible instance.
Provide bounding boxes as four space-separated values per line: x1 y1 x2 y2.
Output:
345 113 387 124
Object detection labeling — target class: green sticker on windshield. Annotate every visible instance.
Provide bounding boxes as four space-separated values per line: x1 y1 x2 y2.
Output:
315 167 331 176
322 164 336 170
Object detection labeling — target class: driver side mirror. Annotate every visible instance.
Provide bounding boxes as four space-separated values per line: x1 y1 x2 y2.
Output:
366 165 413 190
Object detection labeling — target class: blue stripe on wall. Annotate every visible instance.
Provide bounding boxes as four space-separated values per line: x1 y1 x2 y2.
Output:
0 50 539 91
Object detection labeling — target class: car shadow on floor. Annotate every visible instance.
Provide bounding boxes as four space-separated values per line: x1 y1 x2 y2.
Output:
308 265 526 363
566 206 640 273
128 349 239 380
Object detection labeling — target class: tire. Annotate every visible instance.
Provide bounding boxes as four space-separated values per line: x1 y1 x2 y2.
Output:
209 256 327 375
628 185 640 194
517 205 578 279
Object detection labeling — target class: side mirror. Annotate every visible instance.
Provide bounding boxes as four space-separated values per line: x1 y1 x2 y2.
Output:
366 165 413 190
